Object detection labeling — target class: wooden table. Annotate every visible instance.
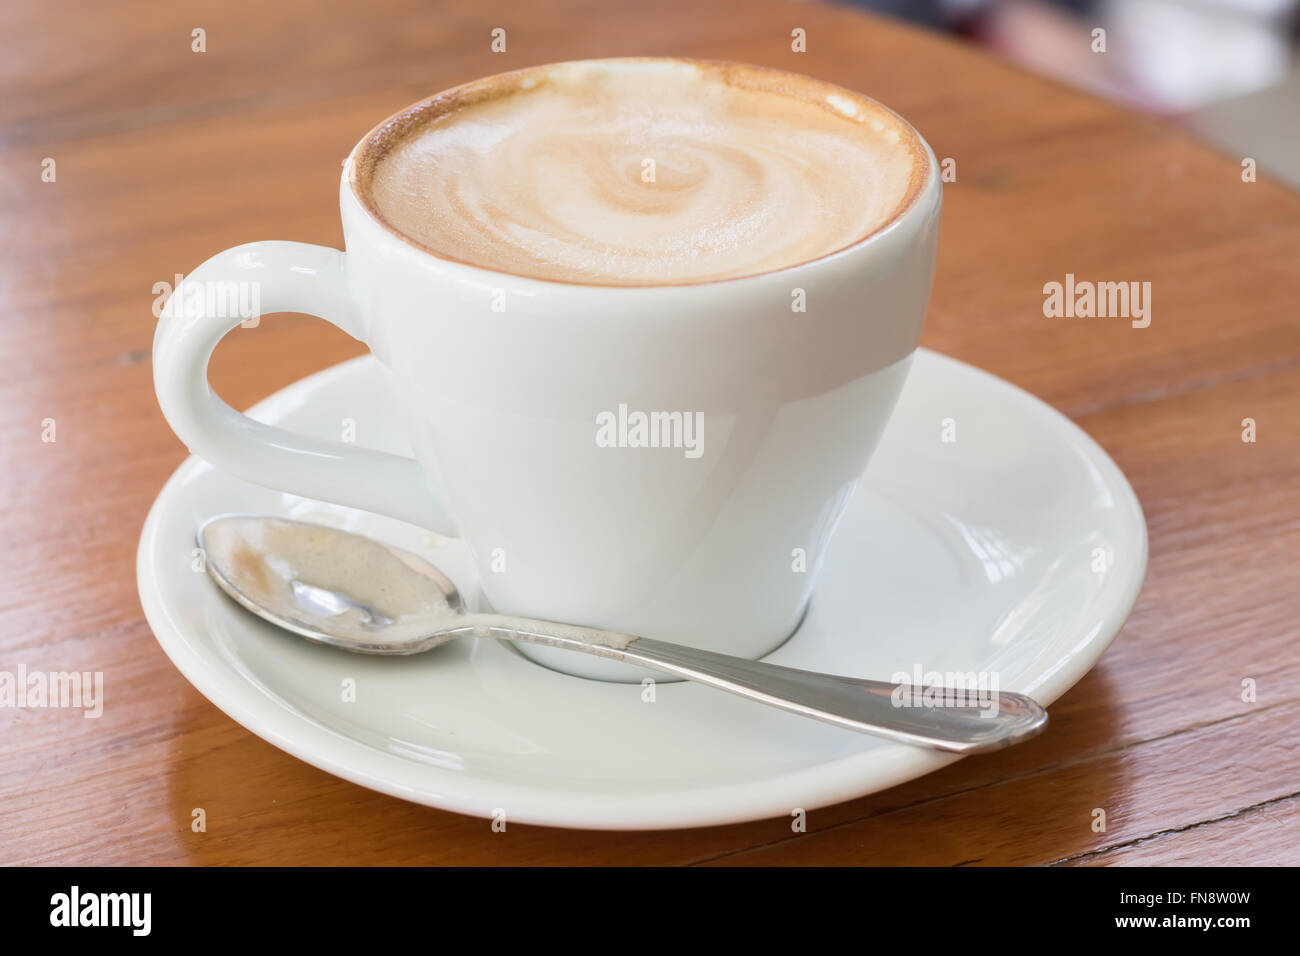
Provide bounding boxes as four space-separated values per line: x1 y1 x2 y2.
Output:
3 0 1297 866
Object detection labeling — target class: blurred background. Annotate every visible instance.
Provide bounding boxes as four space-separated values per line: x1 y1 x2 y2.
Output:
855 0 1300 187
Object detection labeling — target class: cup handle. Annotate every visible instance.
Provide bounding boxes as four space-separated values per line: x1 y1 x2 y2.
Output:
153 240 456 534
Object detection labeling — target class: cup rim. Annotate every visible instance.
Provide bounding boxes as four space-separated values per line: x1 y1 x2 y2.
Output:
344 56 936 290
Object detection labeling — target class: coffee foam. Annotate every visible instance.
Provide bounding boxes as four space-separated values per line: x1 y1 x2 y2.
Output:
356 60 926 286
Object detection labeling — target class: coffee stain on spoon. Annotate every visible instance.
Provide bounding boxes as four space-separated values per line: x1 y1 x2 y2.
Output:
201 516 456 649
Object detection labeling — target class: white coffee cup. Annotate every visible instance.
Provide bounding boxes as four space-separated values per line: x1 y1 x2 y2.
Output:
154 60 941 681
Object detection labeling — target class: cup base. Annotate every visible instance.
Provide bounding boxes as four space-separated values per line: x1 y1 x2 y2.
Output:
503 598 812 684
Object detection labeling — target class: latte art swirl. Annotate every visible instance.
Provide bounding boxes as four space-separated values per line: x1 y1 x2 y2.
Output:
364 61 923 285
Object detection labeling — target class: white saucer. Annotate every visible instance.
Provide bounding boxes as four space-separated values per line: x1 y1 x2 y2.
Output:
138 349 1146 830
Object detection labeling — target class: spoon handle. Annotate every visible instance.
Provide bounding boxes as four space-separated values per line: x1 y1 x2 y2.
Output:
624 638 1046 753
451 615 1047 754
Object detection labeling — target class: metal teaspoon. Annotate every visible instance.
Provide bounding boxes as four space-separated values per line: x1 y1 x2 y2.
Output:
197 514 1047 754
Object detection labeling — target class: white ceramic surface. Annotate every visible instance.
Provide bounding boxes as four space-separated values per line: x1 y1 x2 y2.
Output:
138 349 1147 830
152 59 943 681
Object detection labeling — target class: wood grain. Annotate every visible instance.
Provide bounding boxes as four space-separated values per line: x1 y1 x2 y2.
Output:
1 0 1297 865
